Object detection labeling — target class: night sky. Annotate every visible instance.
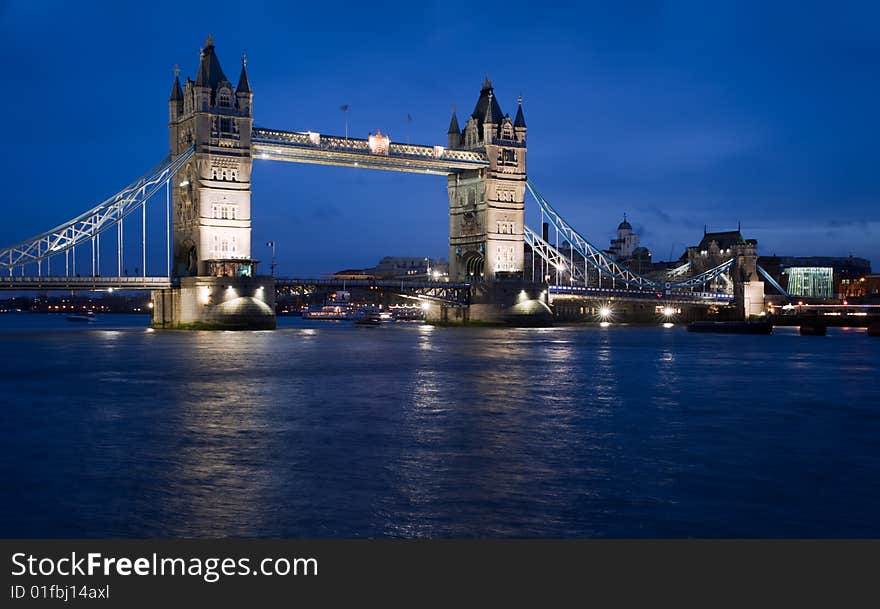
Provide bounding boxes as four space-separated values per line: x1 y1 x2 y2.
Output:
2 1 878 276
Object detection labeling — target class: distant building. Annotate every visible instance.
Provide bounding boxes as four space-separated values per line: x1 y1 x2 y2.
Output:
332 269 374 280
685 228 753 275
608 215 639 261
334 256 449 281
840 274 880 301
785 267 833 298
758 255 871 299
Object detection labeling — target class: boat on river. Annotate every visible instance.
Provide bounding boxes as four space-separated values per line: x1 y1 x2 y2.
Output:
687 320 773 334
353 306 383 325
66 312 96 323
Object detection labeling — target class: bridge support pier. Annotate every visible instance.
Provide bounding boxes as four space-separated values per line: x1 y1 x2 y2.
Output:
151 276 276 330
426 281 552 326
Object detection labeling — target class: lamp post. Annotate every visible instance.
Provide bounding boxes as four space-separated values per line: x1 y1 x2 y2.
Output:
340 105 350 139
266 241 276 277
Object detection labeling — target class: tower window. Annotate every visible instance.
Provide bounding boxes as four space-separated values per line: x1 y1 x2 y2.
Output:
218 90 231 107
220 118 232 133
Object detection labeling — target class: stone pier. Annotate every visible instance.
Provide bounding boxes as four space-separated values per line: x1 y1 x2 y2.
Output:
152 276 275 330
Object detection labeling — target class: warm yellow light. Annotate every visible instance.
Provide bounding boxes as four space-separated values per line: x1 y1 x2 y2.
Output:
420 301 431 311
599 306 612 319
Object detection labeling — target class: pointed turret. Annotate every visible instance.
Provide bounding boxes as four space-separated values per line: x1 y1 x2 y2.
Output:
236 54 251 94
514 95 527 142
169 65 183 102
195 34 228 90
447 107 460 134
169 65 184 123
514 96 526 128
447 106 461 148
470 75 504 141
482 91 499 142
483 91 497 124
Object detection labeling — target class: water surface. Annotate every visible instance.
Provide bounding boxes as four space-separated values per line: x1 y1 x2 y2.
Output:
1 314 878 537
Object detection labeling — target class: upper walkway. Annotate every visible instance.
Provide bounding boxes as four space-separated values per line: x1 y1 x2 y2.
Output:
252 128 489 174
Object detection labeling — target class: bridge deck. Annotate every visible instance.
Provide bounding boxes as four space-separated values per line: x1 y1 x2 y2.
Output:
274 277 470 290
253 128 489 174
0 277 172 291
548 285 734 305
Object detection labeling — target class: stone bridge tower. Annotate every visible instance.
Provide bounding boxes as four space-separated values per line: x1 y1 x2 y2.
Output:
733 239 765 319
168 35 254 278
446 78 527 282
154 36 274 329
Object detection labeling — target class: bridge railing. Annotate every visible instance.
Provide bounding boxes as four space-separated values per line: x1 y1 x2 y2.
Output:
525 179 738 296
548 284 735 303
275 277 471 305
523 225 587 285
252 127 489 168
0 276 173 291
526 181 660 290
1 148 194 277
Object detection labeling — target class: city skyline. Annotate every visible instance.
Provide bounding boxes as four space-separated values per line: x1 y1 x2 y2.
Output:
1 1 878 276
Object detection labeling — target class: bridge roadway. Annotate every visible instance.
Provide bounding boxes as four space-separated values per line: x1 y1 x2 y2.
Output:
0 276 733 306
547 285 735 305
252 128 490 175
274 277 472 304
0 276 474 304
0 276 173 291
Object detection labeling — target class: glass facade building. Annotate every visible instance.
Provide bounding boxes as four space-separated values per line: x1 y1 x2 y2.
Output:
785 267 833 298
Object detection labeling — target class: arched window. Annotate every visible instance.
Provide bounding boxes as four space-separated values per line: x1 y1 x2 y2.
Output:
218 88 231 108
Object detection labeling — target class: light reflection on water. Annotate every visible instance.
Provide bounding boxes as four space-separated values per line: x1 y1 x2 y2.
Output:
1 315 879 538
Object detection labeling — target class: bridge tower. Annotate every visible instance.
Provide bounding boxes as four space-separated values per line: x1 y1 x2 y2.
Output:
438 79 550 325
153 36 274 329
733 239 765 319
447 78 527 282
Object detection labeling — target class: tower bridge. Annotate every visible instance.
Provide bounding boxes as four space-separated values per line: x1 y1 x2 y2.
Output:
0 36 772 328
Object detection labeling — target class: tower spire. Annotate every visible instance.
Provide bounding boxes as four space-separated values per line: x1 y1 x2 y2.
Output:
169 64 183 102
237 53 251 94
484 91 497 124
514 95 526 128
196 35 228 89
448 104 460 134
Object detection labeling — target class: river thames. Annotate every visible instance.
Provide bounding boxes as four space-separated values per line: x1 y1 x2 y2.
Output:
1 315 878 538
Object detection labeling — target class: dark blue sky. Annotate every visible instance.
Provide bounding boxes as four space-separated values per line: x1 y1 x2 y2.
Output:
2 0 878 275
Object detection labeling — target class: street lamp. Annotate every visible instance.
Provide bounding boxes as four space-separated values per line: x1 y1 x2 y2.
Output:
266 241 276 277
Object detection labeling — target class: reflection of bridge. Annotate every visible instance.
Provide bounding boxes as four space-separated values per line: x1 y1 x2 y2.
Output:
0 36 777 328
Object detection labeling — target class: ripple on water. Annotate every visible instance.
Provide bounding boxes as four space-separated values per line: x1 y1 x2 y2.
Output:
1 316 879 537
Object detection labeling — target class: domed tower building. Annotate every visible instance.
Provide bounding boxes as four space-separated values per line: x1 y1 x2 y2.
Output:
608 214 639 261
